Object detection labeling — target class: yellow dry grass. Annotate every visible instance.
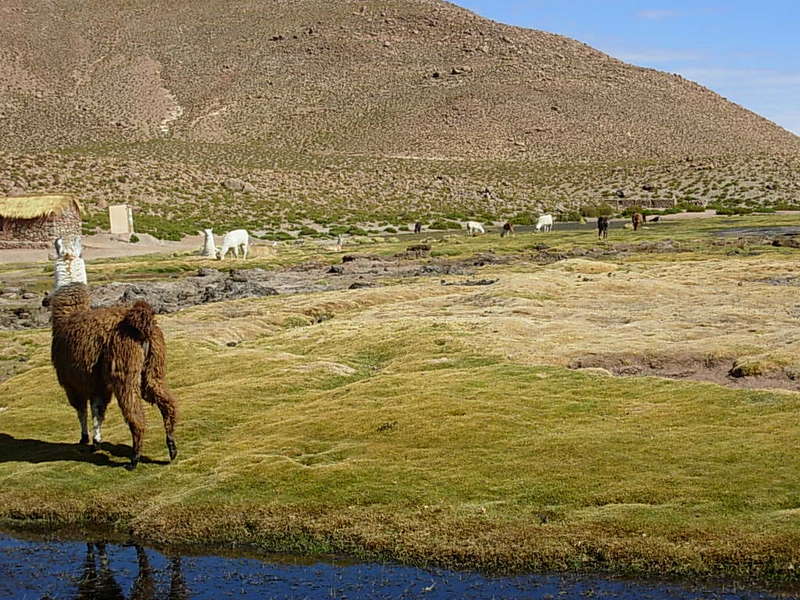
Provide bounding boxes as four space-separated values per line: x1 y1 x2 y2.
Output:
0 195 81 219
1 216 800 580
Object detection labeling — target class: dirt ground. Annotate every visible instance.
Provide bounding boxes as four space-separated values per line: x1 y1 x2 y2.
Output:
0 233 203 264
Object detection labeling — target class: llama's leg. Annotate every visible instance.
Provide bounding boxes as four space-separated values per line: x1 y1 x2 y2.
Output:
233 245 239 259
65 387 90 445
77 405 90 446
142 384 178 462
90 393 111 449
242 242 248 260
114 377 146 470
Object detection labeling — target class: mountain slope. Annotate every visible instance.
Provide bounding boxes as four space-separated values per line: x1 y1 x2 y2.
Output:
2 0 798 162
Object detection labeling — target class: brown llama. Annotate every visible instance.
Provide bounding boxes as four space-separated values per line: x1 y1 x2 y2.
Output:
50 282 178 470
47 237 177 469
500 222 515 237
632 212 644 231
597 216 610 239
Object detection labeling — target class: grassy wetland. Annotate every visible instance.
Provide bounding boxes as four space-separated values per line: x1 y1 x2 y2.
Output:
2 214 800 582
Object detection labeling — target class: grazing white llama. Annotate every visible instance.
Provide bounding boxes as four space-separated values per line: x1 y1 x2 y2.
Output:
465 221 485 236
217 229 249 259
535 214 554 232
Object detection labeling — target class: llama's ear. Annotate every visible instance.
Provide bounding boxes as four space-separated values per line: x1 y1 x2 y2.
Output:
73 236 82 258
54 237 65 258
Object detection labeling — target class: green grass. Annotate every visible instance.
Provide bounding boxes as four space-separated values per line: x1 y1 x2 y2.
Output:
2 214 800 580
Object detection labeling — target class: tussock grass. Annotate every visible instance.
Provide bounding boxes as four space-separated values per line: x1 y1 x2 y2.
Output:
2 215 800 580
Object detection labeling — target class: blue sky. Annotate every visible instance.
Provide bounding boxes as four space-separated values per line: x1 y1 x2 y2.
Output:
452 1 800 135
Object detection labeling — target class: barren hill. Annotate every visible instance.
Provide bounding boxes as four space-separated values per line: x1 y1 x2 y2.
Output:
2 0 798 161
1 0 799 235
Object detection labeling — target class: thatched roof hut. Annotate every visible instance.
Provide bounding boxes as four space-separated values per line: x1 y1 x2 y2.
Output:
0 194 82 248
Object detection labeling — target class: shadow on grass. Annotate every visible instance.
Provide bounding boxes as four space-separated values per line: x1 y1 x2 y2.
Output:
0 433 168 467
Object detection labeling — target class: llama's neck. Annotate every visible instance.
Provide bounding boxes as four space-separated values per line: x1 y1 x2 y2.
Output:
50 283 91 323
201 232 216 257
54 257 87 291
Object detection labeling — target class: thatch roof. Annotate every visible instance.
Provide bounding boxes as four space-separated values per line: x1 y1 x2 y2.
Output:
0 195 81 219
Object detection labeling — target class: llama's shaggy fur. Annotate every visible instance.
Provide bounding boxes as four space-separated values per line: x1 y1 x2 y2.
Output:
50 283 178 469
632 212 644 231
217 229 249 259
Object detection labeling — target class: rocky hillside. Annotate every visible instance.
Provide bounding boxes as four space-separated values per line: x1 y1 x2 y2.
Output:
1 0 798 234
3 0 798 160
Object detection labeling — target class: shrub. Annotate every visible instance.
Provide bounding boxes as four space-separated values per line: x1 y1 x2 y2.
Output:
428 220 461 230
346 226 369 236
81 211 110 234
129 233 140 243
509 213 536 226
676 203 706 213
557 210 582 222
263 231 295 241
621 206 644 217
580 203 614 218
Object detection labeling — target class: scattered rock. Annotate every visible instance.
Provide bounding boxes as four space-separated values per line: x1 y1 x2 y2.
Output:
222 178 249 192
348 281 375 289
771 236 800 248
441 278 497 286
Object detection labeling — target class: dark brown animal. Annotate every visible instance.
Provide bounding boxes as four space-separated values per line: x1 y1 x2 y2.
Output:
50 283 177 470
597 216 609 239
414 221 423 234
500 222 515 237
632 212 644 231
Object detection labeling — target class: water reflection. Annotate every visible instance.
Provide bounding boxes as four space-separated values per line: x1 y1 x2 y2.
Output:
75 542 187 600
0 533 794 600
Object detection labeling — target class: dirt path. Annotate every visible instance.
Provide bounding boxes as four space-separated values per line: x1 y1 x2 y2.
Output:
0 233 203 264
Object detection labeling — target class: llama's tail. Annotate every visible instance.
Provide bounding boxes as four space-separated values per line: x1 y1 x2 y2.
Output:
123 302 179 460
122 301 156 341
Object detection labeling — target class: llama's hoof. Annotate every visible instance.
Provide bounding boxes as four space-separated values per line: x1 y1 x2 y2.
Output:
79 434 90 445
90 442 101 453
166 437 178 462
125 459 139 471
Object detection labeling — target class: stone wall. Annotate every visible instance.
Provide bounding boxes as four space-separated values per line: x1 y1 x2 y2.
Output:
0 206 80 243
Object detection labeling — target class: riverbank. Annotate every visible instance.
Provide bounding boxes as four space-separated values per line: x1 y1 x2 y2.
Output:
2 532 796 600
2 214 800 583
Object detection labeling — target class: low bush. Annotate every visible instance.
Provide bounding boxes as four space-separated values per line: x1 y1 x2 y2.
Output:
428 220 461 230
